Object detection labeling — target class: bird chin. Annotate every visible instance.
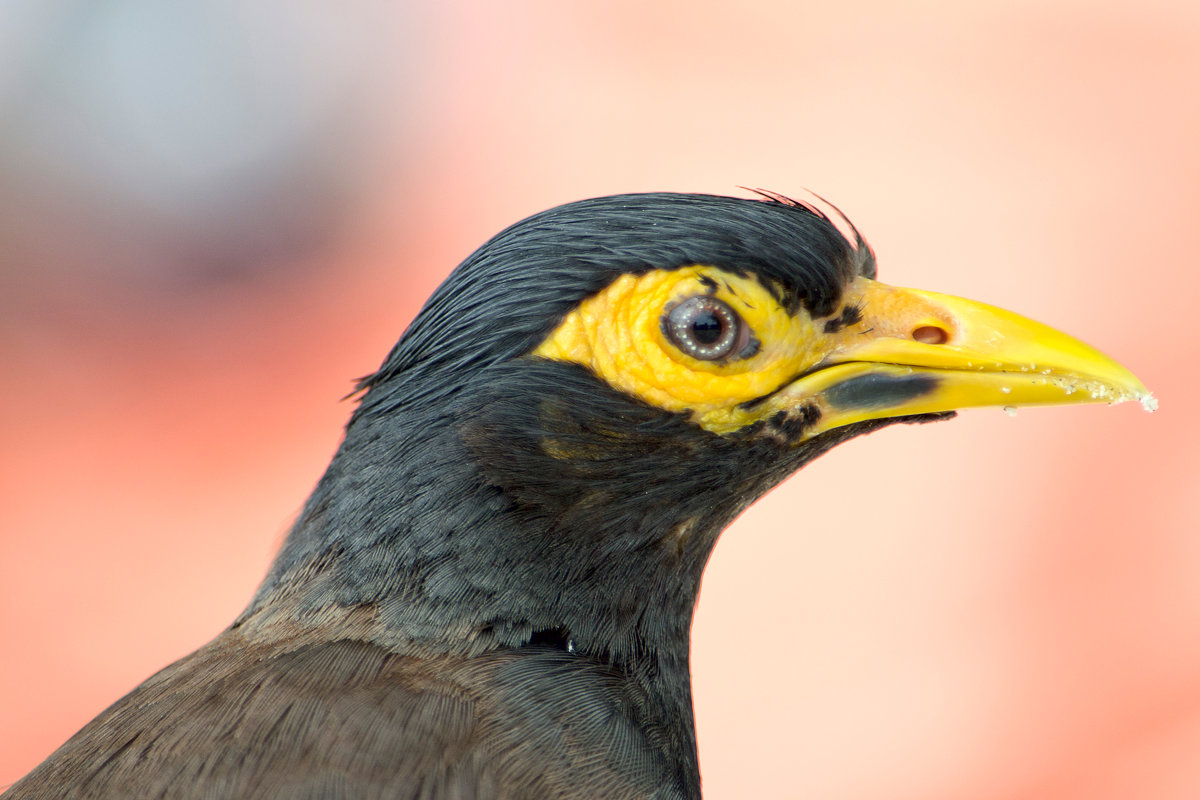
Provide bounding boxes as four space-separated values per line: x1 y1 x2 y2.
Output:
806 409 957 450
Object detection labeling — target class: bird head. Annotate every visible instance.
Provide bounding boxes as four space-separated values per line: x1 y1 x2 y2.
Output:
249 192 1151 664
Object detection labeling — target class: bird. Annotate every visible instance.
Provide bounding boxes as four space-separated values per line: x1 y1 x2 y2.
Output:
4 191 1153 800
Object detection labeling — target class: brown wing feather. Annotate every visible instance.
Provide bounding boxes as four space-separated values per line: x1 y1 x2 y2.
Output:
4 631 684 800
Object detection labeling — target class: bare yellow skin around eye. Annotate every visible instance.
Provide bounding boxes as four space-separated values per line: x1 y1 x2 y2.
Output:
532 266 826 433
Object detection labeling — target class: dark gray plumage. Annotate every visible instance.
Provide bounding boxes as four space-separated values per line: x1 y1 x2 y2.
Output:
5 194 924 800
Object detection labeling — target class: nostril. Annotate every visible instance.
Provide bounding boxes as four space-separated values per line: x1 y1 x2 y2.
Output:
912 325 949 345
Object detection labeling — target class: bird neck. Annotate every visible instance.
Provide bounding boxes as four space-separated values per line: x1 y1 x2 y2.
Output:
245 361 744 654
237 360 779 798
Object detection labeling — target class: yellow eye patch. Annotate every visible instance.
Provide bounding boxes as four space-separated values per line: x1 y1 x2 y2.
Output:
532 266 828 434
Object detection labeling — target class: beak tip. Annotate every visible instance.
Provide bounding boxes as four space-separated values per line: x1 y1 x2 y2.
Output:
1107 375 1156 412
1110 371 1156 413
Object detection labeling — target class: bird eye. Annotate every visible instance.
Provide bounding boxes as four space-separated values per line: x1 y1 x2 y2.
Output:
663 296 750 361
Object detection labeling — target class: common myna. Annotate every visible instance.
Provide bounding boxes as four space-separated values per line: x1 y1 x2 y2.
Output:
4 192 1152 800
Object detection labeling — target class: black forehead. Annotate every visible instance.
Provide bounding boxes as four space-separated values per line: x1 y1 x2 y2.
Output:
358 192 874 402
490 192 872 315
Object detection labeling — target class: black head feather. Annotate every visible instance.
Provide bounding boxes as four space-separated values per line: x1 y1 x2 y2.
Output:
222 192 939 799
353 193 872 416
245 191 909 658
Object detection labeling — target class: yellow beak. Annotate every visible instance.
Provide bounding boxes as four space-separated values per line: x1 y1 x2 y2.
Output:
777 278 1155 440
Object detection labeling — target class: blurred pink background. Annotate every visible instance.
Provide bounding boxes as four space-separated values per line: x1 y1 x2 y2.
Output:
3 2 1198 798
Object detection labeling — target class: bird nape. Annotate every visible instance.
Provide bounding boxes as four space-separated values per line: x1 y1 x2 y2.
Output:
6 192 1153 800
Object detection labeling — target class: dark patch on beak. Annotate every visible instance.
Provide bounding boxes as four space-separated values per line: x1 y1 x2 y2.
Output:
766 403 822 443
824 372 940 411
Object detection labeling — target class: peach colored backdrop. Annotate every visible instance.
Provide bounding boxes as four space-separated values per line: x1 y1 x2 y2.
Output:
3 2 1198 798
